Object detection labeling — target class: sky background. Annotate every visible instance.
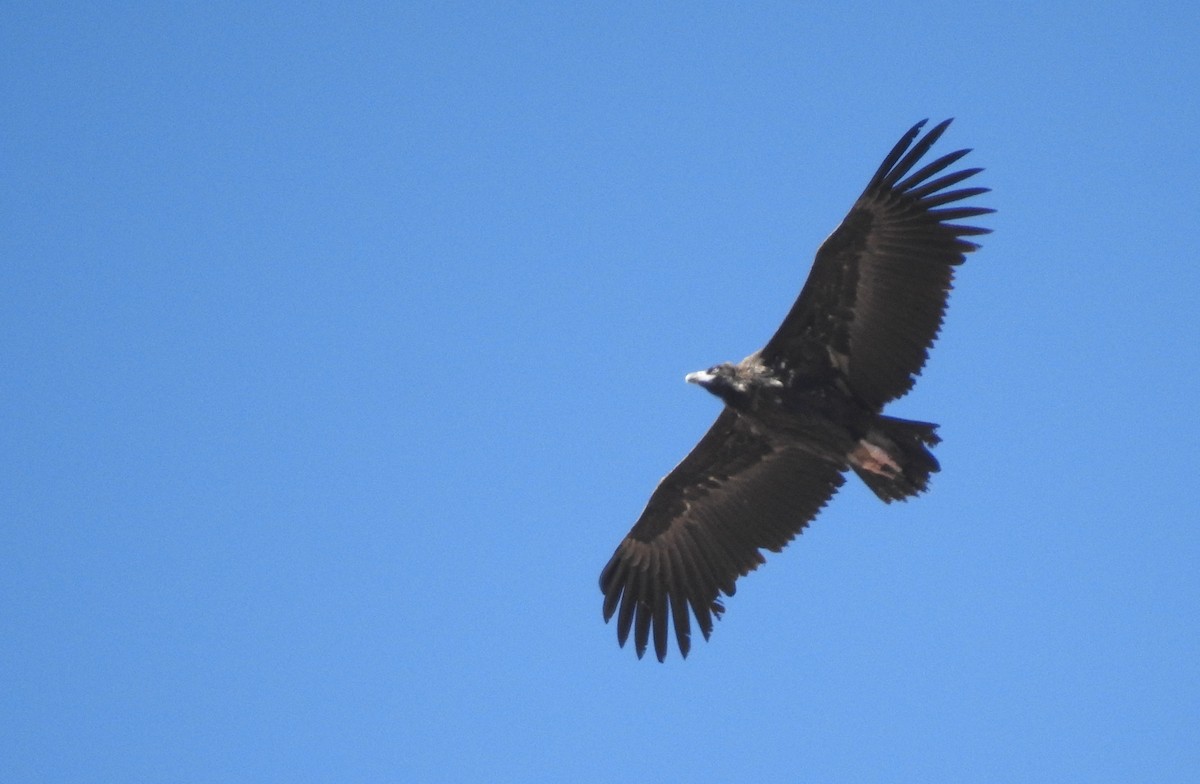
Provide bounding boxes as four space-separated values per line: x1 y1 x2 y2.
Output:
4 3 1199 782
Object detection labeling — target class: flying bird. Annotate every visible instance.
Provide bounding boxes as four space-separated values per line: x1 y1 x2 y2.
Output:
599 119 992 661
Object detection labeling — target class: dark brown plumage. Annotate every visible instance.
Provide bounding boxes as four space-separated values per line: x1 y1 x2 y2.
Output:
599 119 992 661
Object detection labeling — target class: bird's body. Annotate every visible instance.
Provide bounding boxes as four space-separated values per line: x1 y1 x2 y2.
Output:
688 358 942 500
600 119 992 661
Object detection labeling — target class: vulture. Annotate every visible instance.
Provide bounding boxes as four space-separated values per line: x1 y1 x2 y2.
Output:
599 119 992 661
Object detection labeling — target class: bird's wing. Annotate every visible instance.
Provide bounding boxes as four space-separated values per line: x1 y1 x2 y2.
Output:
599 408 845 661
760 119 993 408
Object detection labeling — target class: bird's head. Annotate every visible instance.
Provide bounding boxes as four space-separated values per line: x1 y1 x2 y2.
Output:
685 362 751 406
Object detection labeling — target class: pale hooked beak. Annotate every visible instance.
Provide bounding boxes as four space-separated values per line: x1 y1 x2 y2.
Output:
685 369 715 385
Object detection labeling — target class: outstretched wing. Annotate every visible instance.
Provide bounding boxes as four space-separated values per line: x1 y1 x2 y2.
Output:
760 119 993 409
599 408 845 661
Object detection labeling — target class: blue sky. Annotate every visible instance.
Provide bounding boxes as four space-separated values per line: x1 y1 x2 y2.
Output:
4 3 1199 781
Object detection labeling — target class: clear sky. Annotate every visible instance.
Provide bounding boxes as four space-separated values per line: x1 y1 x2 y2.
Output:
4 3 1199 782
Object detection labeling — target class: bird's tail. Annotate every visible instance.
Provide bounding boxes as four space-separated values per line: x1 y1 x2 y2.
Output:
849 416 942 503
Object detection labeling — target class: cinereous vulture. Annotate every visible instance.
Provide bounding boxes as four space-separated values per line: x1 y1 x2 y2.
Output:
600 119 992 661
